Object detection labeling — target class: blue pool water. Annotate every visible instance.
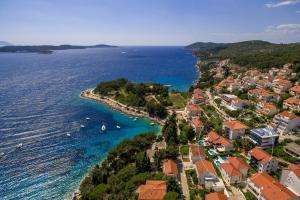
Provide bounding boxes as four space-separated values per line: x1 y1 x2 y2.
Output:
208 149 219 157
0 47 197 199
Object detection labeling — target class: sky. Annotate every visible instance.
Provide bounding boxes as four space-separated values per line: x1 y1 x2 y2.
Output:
0 0 299 45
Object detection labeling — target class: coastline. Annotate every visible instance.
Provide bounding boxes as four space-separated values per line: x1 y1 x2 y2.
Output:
80 88 165 126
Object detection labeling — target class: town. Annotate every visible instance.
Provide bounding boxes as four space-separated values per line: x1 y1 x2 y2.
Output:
136 62 300 200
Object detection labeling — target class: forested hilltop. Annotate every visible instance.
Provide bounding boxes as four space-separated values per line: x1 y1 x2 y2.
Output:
186 40 300 68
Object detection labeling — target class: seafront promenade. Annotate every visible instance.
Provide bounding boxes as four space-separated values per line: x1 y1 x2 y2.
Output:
80 88 165 126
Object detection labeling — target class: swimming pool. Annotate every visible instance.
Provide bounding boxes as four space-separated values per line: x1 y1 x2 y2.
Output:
198 140 206 146
208 149 219 157
215 160 221 166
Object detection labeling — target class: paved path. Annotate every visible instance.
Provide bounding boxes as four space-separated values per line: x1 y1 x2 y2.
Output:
229 186 246 200
177 161 190 200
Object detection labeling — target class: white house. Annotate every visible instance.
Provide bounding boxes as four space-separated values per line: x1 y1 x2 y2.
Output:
248 147 278 173
280 164 300 196
189 144 205 164
270 111 300 134
223 121 248 140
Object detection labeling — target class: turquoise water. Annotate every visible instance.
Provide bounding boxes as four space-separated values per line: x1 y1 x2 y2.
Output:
0 46 197 199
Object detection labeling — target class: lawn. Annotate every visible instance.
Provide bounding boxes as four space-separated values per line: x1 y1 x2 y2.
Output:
169 92 187 109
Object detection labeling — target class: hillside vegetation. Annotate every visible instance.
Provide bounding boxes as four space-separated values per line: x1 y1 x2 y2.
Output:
187 40 300 69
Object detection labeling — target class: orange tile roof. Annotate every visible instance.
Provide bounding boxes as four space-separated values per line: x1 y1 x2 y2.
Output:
290 85 300 92
163 160 177 176
249 173 297 200
206 192 228 200
138 180 167 200
275 75 286 80
228 157 248 170
284 97 300 105
217 137 232 147
224 121 248 130
207 131 220 143
260 101 276 109
188 104 201 113
278 111 298 120
220 163 241 176
288 164 300 179
275 79 291 86
192 118 204 128
195 160 217 176
190 144 205 158
249 88 272 97
249 147 273 164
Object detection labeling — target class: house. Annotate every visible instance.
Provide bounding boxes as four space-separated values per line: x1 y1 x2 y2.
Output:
195 160 225 192
220 157 249 185
138 180 167 200
206 131 234 152
247 173 297 200
248 147 278 173
281 164 300 196
290 85 300 97
220 94 247 110
256 79 272 89
248 88 277 102
206 192 228 200
163 160 178 178
283 97 300 111
184 103 201 120
192 88 206 104
223 121 248 140
256 101 277 116
146 141 166 162
191 118 204 133
270 111 300 134
249 127 279 147
284 142 300 159
272 79 293 94
189 144 206 163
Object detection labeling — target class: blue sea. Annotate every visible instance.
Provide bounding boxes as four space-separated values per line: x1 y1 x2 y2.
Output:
0 46 197 199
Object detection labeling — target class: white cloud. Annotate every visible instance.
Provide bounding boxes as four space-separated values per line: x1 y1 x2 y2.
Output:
266 24 300 33
265 0 299 8
296 10 300 13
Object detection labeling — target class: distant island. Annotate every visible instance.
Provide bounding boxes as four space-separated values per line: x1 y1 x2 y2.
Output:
0 41 13 47
0 44 117 54
186 40 300 69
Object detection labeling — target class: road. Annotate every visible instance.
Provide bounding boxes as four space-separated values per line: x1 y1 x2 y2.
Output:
205 90 234 121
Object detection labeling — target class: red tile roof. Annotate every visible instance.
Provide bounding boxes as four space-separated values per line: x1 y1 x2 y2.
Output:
138 180 167 200
278 111 298 120
228 157 248 170
249 88 272 97
207 131 221 143
163 160 177 176
284 97 300 105
224 121 248 130
195 160 217 176
191 118 204 128
190 144 205 158
206 192 228 200
288 164 300 179
290 85 300 92
220 163 241 176
187 104 201 113
249 147 273 164
249 173 297 200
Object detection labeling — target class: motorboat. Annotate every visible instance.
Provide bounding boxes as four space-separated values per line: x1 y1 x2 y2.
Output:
101 124 106 132
80 125 85 128
16 143 23 148
116 125 121 129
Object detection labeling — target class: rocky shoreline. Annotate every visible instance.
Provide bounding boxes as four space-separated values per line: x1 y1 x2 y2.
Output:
80 88 165 126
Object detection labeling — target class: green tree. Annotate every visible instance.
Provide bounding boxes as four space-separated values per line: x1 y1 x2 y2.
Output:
167 177 181 194
135 151 151 173
164 192 179 200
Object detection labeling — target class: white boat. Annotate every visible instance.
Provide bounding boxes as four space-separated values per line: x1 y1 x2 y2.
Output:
116 125 121 129
150 122 155 126
66 133 71 137
121 51 127 54
85 117 90 120
16 143 23 148
101 125 106 132
0 152 4 157
80 125 85 128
